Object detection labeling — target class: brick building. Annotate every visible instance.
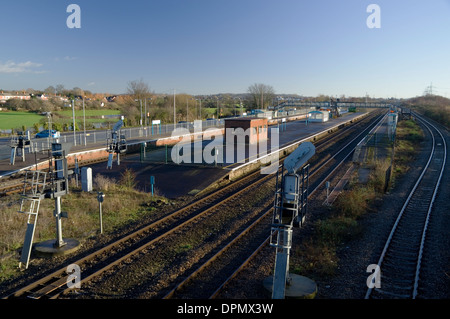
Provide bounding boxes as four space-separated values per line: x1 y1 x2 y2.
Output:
224 117 268 144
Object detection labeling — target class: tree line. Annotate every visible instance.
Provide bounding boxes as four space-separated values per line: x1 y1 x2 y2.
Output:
1 80 278 127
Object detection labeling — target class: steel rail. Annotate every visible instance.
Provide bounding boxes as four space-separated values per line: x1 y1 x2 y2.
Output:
3 164 270 299
412 115 447 299
364 113 446 299
2 110 381 299
163 113 388 299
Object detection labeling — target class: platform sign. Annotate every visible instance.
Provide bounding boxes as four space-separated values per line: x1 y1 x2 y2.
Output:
150 176 155 196
152 120 161 135
97 192 105 234
107 153 114 169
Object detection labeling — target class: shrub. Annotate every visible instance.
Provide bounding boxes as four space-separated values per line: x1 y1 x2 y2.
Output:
119 168 137 189
94 173 117 191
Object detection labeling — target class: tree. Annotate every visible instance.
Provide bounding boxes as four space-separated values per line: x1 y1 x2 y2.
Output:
73 87 84 97
247 83 275 110
44 86 56 95
55 84 65 95
126 79 153 125
126 78 151 101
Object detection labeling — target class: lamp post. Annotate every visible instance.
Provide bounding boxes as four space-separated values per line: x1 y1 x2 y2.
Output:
186 97 189 121
196 98 202 120
238 97 243 116
145 98 152 127
72 99 76 146
173 89 176 130
140 99 143 127
83 96 86 146
216 96 219 121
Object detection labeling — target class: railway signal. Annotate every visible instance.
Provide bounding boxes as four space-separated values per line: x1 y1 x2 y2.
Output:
269 142 317 299
106 117 127 169
9 131 32 165
18 140 80 269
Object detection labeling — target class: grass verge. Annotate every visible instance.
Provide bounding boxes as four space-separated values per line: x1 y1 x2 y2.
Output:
0 169 168 282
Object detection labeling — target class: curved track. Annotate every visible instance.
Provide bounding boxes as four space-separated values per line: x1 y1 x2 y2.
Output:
365 113 447 299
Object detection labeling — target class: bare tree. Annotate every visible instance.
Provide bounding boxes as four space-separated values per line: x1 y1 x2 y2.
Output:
126 79 153 125
55 84 65 95
44 86 56 95
126 78 151 101
247 83 275 110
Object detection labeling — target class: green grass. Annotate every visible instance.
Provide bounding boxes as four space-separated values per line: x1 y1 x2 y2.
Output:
392 119 424 177
0 171 168 282
0 109 121 131
0 111 44 130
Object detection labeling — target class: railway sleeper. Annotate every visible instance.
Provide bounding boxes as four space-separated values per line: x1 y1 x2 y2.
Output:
390 237 422 249
27 276 71 299
383 256 418 269
380 273 415 286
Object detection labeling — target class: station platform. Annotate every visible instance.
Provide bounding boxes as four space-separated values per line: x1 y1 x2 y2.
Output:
0 112 370 199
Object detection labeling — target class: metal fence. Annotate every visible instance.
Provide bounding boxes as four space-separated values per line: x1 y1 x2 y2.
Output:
24 119 225 153
4 108 313 158
139 143 227 168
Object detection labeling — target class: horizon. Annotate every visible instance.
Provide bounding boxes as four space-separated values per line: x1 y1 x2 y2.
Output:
1 1 449 99
0 87 446 101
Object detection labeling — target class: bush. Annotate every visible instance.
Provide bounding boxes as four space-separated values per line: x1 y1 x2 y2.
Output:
94 173 117 191
316 216 360 245
119 168 137 189
335 186 375 219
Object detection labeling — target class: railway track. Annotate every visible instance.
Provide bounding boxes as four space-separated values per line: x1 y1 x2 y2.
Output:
1 111 385 299
365 113 447 299
158 112 388 299
0 155 109 197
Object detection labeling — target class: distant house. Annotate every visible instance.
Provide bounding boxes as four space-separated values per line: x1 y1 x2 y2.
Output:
36 94 49 101
0 92 31 103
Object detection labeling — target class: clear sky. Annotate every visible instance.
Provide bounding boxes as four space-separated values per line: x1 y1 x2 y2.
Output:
1 0 449 98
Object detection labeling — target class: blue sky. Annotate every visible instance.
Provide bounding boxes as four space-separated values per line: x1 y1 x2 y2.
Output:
1 0 449 98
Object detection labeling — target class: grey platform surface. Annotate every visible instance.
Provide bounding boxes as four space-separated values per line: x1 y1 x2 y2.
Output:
1 112 368 198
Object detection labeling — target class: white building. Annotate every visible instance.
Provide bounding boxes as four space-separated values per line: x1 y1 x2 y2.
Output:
308 111 329 122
